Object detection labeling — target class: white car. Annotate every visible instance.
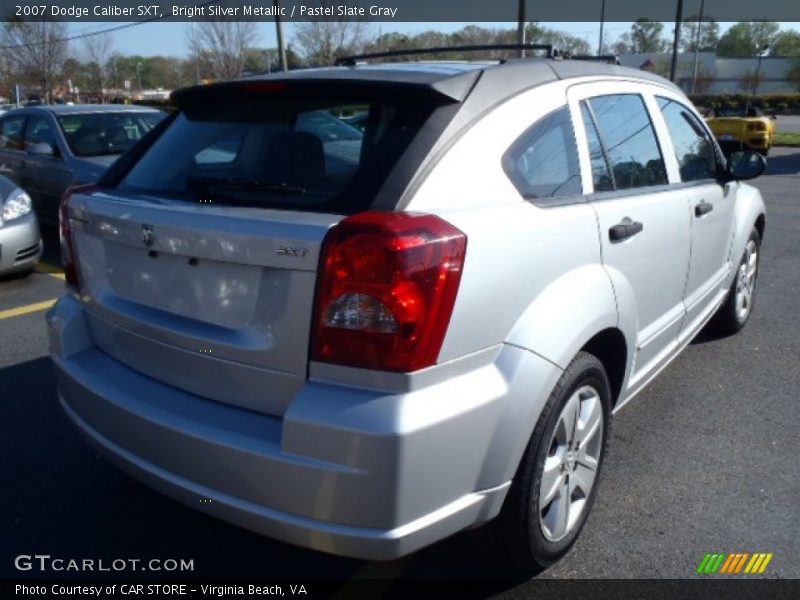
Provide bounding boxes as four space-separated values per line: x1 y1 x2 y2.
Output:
48 48 766 571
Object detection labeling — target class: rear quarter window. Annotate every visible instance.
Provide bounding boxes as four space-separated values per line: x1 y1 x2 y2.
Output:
502 106 582 201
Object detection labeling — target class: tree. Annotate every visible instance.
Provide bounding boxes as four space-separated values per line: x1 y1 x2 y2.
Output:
612 33 633 55
771 30 800 57
526 23 591 55
292 18 372 66
680 17 719 52
717 21 779 58
738 69 765 95
83 33 113 101
694 67 715 94
789 61 800 91
187 21 257 81
1 20 69 102
629 19 667 53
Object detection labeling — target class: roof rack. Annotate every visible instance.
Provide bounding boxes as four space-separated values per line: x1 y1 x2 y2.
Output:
335 44 554 66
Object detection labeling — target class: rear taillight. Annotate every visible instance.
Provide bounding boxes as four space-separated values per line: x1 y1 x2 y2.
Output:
59 184 99 292
312 211 467 372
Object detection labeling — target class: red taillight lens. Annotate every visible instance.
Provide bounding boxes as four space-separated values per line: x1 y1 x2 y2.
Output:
748 121 767 131
312 211 467 372
59 184 99 292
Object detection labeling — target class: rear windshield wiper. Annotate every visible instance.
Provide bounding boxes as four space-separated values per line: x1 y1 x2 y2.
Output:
187 175 306 196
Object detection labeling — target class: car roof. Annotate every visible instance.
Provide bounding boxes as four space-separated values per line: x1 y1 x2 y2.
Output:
17 104 162 115
228 58 683 101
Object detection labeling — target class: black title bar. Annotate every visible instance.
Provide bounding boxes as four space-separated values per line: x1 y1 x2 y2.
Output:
4 0 800 22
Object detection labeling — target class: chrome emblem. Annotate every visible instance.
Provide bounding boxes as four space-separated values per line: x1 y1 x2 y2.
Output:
276 246 308 258
142 224 155 248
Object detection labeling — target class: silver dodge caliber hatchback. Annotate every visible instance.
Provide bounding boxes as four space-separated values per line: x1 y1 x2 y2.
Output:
48 48 767 571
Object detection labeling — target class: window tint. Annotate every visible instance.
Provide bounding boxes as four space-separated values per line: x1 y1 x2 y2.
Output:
0 115 26 150
119 98 432 214
502 106 582 199
587 94 667 190
657 97 717 182
25 116 57 150
580 102 614 192
57 111 163 157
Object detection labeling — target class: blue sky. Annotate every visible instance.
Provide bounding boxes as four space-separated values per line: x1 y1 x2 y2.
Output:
68 21 800 58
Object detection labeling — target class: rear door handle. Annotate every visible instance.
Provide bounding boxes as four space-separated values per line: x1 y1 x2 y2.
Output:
609 218 644 242
695 200 714 217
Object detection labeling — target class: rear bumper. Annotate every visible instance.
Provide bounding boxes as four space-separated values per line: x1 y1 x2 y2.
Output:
0 212 41 275
47 294 560 560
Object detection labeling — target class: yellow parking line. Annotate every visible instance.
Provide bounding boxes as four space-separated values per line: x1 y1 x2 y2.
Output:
35 262 65 280
0 299 57 320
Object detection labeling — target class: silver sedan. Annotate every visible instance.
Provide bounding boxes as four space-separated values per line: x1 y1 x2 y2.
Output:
0 175 41 277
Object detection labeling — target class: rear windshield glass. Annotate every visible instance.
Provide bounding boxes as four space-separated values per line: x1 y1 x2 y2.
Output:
118 98 430 214
714 106 760 118
58 112 164 157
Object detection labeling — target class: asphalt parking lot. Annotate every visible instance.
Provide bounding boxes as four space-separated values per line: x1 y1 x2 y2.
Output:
2 149 799 590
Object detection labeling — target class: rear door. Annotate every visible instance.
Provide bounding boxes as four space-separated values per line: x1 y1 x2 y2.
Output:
569 82 692 387
652 94 735 336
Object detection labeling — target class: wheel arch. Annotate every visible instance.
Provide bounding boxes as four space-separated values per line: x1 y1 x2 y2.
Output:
755 212 766 242
580 328 627 409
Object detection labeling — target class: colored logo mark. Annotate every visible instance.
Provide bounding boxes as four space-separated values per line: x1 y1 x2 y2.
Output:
696 552 773 574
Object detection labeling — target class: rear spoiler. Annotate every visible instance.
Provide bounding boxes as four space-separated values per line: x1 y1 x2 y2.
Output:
171 70 482 106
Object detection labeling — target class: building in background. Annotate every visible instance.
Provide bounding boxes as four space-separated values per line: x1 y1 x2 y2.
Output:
618 53 797 95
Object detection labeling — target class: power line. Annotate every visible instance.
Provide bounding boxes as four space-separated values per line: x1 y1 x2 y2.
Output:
0 1 217 51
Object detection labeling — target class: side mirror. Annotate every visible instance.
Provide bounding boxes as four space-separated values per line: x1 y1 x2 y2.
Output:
726 150 766 181
27 142 55 157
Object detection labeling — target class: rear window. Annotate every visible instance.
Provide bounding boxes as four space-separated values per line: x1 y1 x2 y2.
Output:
118 98 429 214
58 112 164 157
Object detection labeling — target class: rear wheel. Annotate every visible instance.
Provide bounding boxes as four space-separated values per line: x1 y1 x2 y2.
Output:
713 228 761 335
478 352 611 573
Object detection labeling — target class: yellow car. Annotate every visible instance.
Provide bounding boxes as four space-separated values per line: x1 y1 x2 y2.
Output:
706 105 776 156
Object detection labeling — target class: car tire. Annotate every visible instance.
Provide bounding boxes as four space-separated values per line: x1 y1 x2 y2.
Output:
476 351 611 573
712 227 761 335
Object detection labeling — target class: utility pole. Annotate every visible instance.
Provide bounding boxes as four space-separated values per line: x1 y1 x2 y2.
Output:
598 0 606 56
669 0 684 83
192 21 201 84
754 44 769 96
690 0 705 94
274 0 288 72
517 0 526 58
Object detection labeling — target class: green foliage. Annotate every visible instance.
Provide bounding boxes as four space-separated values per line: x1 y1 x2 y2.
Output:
630 19 667 53
772 31 800 57
717 21 780 58
680 17 720 52
690 92 800 113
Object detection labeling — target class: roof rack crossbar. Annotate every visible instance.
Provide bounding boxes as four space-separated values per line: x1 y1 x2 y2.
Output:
335 44 554 66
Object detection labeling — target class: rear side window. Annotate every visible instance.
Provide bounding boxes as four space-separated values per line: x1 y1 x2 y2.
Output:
58 112 163 157
25 115 57 150
0 115 26 150
502 106 582 200
119 99 428 215
586 94 667 190
656 97 718 182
